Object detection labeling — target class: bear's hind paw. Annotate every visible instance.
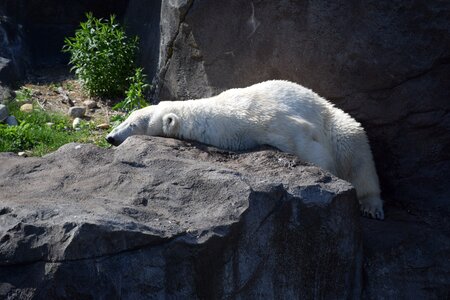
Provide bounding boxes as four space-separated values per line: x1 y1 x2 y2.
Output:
360 197 384 220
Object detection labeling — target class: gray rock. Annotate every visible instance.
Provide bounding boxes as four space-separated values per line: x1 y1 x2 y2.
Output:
0 85 14 103
68 106 85 118
5 115 18 126
0 104 8 122
0 16 27 87
0 136 361 299
0 57 14 85
0 57 19 87
82 100 97 109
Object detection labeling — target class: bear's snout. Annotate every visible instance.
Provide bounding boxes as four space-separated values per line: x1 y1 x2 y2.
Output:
106 135 120 146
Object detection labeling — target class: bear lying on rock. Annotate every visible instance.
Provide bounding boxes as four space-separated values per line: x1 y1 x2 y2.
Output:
107 80 384 219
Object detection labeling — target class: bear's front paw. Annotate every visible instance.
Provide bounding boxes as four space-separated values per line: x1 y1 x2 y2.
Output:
359 196 384 220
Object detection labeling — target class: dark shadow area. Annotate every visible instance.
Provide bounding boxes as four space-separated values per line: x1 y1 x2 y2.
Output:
124 0 162 83
0 0 162 91
25 65 74 85
1 0 129 68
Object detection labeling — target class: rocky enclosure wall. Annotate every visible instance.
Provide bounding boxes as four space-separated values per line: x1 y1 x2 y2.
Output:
153 3 450 296
152 4 450 299
156 0 450 216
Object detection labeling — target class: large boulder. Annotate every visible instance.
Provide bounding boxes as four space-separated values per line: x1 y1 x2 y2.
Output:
0 136 361 299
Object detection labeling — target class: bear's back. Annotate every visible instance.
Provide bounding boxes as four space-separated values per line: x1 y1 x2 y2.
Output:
214 80 331 129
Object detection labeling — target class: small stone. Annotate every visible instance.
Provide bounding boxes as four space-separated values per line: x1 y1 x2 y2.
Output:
72 117 81 129
83 100 97 109
6 115 18 126
18 150 32 157
0 85 14 103
68 106 86 118
96 123 110 130
46 122 54 127
0 104 8 122
20 103 33 113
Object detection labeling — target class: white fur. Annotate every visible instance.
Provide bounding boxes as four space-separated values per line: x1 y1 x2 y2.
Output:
107 80 384 219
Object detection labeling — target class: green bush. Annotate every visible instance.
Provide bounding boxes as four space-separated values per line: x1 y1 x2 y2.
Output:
63 13 138 98
113 68 149 112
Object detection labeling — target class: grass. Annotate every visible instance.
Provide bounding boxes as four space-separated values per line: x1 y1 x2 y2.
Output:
0 100 110 156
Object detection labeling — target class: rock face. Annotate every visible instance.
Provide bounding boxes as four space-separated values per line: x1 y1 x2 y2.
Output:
153 2 450 297
124 0 162 83
0 136 361 299
0 15 28 86
156 0 450 211
361 215 450 299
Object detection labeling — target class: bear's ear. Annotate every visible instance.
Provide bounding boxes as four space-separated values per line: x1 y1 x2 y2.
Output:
162 113 180 136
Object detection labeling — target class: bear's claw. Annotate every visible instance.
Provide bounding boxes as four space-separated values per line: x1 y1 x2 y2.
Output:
360 203 384 220
359 195 384 220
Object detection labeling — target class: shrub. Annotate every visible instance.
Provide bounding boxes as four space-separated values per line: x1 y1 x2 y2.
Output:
63 13 138 98
113 68 149 112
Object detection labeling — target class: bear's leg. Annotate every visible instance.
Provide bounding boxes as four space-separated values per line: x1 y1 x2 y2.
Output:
269 117 338 174
349 155 384 219
293 137 338 175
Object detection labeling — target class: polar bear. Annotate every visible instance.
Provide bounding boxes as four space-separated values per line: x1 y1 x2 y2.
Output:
106 80 384 219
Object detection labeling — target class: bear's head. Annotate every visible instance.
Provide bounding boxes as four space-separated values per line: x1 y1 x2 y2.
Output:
106 104 180 146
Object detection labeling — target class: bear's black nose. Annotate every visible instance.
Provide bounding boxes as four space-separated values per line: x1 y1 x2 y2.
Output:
106 136 116 145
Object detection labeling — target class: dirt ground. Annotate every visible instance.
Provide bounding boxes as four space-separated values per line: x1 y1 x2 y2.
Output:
22 66 123 125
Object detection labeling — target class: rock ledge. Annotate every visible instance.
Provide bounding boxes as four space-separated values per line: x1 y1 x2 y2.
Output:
0 136 360 299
